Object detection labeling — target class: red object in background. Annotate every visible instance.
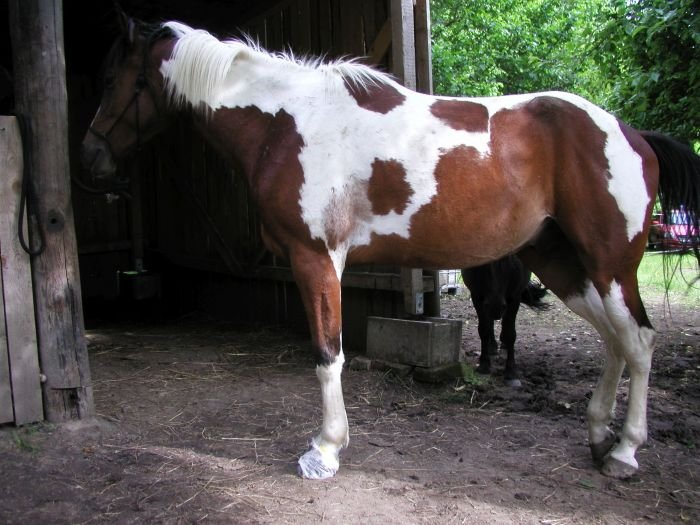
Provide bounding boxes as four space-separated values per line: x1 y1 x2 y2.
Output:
648 209 699 250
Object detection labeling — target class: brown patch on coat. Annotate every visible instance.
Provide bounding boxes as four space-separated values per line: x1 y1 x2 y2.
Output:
344 79 406 114
202 105 328 261
430 99 489 133
367 159 413 215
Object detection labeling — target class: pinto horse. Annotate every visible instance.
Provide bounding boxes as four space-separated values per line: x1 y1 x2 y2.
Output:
82 19 700 480
462 256 547 386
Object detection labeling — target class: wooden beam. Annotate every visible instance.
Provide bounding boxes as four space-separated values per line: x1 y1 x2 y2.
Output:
390 0 416 89
9 0 93 422
413 0 433 95
0 273 12 424
401 268 424 315
390 0 424 314
0 117 44 425
412 0 440 316
367 20 392 65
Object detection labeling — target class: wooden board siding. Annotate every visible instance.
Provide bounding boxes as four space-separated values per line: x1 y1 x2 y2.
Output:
0 274 12 424
0 116 43 425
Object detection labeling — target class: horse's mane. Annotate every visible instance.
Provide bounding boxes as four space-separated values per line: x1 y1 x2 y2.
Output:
157 21 394 111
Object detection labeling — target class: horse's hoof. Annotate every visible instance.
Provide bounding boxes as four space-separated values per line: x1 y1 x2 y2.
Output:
297 445 339 480
601 456 637 479
589 432 617 465
505 378 522 388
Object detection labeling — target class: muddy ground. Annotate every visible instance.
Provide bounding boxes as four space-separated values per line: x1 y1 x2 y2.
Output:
1 285 699 524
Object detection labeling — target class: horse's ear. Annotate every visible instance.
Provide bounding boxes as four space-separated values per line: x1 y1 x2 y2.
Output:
126 18 138 44
114 2 137 43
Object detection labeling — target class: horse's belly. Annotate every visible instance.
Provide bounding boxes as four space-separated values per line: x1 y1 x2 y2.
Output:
347 210 545 270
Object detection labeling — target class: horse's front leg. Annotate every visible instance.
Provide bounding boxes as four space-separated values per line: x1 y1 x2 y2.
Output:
473 299 497 374
290 246 348 479
500 299 522 387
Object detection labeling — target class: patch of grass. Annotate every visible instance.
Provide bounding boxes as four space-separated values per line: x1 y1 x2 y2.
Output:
460 362 489 387
12 432 38 453
638 252 700 307
10 423 49 454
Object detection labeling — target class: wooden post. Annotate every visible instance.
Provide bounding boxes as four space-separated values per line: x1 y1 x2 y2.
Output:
414 0 433 95
390 0 416 90
0 117 44 425
8 0 94 421
391 0 424 315
413 0 440 317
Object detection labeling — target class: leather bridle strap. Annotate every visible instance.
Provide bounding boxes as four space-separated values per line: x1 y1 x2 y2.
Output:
88 71 148 154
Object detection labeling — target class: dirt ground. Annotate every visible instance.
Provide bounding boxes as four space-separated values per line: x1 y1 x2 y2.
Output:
1 284 699 524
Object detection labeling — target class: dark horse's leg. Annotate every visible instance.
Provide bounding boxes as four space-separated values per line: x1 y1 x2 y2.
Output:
499 298 522 387
473 296 498 374
289 245 349 479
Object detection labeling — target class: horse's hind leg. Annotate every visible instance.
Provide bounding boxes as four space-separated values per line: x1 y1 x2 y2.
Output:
290 246 349 479
564 282 625 463
597 280 655 478
566 277 655 478
520 233 655 478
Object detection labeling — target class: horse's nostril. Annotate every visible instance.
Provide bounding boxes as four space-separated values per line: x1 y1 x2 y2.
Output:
80 145 95 169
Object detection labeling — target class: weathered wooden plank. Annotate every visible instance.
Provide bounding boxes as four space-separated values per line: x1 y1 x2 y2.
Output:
339 1 363 57
367 20 391 65
0 116 44 425
414 0 433 95
9 0 93 421
290 0 312 54
266 11 285 51
282 3 293 47
317 0 333 53
401 268 424 315
0 263 13 424
330 0 343 57
390 0 416 89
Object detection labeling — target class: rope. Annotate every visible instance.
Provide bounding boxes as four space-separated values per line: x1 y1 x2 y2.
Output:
15 114 45 257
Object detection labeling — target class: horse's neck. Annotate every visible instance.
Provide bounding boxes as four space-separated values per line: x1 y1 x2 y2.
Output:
191 108 270 179
189 58 326 182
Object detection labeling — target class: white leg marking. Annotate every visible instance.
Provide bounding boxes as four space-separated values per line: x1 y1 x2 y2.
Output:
565 281 622 446
602 282 655 470
297 350 349 479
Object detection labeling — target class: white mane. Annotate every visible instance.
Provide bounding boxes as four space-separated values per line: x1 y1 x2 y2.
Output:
161 21 393 111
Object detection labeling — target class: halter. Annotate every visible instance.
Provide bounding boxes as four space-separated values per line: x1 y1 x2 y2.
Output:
88 39 161 158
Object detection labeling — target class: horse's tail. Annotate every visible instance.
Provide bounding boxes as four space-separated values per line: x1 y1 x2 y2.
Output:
641 131 700 267
520 280 549 311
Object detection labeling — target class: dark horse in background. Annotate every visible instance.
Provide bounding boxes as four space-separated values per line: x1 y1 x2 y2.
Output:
82 17 700 480
462 256 548 386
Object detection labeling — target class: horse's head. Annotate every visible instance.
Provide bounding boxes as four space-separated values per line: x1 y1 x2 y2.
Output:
82 15 175 180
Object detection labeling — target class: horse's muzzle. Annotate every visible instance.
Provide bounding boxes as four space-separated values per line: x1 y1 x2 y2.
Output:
81 137 117 179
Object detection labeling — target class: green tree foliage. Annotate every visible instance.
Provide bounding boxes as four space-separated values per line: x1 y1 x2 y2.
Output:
431 0 603 98
594 0 699 141
431 0 699 141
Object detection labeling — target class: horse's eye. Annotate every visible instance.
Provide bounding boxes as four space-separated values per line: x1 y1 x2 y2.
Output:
104 74 116 90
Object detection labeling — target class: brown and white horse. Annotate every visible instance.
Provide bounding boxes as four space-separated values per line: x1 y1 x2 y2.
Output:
82 19 700 480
